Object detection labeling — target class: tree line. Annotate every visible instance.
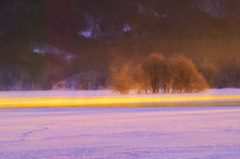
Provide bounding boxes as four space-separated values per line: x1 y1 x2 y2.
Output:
1 51 240 91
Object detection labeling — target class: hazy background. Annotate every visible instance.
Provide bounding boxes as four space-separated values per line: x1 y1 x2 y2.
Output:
0 0 240 90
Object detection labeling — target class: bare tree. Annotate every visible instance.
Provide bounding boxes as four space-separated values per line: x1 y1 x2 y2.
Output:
109 64 136 94
217 58 240 88
108 53 208 94
199 60 218 88
169 54 208 93
142 53 168 93
133 64 150 93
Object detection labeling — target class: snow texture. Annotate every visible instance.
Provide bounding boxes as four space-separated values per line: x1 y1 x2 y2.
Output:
1 106 240 158
193 0 226 18
79 30 92 38
79 12 101 39
134 2 159 17
123 24 131 32
0 88 240 98
32 44 74 61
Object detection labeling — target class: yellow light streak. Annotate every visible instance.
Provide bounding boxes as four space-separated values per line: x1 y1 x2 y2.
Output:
0 95 240 108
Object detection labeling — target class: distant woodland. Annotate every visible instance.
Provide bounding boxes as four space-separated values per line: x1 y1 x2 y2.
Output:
0 0 240 91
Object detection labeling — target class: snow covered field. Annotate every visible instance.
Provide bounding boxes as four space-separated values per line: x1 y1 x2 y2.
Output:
1 107 240 158
1 88 240 98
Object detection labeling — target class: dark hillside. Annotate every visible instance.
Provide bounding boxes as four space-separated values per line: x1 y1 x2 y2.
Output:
0 0 240 89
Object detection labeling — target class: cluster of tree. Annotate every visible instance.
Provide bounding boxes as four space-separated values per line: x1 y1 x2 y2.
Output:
197 58 240 89
215 59 240 88
0 46 46 91
54 71 109 90
0 64 45 91
110 54 208 94
75 71 109 90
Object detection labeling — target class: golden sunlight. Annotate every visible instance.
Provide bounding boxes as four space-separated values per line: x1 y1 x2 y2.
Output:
1 96 240 108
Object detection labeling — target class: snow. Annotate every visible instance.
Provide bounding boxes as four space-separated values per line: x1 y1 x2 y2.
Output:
32 45 74 61
137 3 147 14
79 30 92 38
193 0 226 18
79 23 131 39
79 12 101 39
150 10 160 17
1 107 240 158
134 2 159 17
0 88 240 98
123 24 131 32
33 48 42 54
